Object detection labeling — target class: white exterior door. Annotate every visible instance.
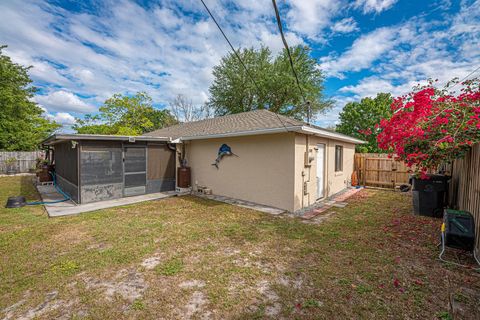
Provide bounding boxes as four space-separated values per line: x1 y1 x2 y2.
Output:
316 144 325 199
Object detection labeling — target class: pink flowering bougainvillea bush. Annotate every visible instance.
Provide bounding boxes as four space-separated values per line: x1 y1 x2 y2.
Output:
376 78 480 178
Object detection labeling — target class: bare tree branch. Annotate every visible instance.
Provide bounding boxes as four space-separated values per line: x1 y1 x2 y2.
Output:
169 94 213 122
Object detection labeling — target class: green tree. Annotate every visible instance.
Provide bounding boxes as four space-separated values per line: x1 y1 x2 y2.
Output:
0 45 60 151
73 92 177 135
336 93 393 153
208 46 332 120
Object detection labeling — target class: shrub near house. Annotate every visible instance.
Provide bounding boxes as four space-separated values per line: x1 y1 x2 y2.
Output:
376 78 480 177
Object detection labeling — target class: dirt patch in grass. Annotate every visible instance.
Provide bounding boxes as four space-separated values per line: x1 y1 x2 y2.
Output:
82 268 147 302
1 176 479 319
140 254 163 270
49 226 91 246
179 280 206 289
3 291 77 320
181 290 209 319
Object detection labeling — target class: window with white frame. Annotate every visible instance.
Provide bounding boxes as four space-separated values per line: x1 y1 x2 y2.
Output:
335 145 343 172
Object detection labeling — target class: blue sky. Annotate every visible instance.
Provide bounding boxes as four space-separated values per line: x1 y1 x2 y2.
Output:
0 0 478 129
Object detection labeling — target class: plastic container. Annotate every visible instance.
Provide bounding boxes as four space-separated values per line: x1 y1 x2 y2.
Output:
177 167 191 188
5 196 26 208
443 209 475 251
411 174 450 217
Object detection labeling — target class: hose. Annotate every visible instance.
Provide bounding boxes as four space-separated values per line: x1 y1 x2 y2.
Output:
27 171 71 205
439 222 480 270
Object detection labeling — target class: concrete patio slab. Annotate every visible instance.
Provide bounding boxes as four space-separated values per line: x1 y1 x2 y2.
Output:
36 184 176 217
193 192 285 215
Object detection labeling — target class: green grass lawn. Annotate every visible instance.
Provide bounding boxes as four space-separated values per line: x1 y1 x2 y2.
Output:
0 175 479 319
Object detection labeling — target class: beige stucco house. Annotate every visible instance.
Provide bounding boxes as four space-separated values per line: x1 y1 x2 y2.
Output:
147 110 364 213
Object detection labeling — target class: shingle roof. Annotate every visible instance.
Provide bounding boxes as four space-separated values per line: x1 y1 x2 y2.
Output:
146 109 364 143
145 110 302 139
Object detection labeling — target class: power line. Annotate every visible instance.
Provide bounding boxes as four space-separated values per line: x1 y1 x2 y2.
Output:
199 0 290 132
271 0 310 123
393 66 480 115
199 0 262 97
446 65 480 90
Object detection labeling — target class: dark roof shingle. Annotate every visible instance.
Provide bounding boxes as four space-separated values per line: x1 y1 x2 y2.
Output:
146 109 363 143
145 109 303 139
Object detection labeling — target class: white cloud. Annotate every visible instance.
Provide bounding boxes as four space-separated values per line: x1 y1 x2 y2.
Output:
354 0 398 14
340 77 405 97
0 0 312 110
320 27 397 78
314 96 357 127
331 18 359 33
318 0 479 126
71 68 95 83
46 112 76 125
35 91 96 113
0 0 477 130
286 0 343 39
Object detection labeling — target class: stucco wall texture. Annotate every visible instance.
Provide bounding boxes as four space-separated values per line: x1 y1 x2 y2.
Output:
183 132 356 212
184 133 296 211
294 134 355 212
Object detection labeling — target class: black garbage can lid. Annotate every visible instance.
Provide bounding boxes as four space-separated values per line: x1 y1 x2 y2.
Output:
5 196 27 208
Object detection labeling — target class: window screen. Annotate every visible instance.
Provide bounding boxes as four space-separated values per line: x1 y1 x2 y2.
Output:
124 173 147 188
124 147 146 173
80 145 123 185
335 145 343 172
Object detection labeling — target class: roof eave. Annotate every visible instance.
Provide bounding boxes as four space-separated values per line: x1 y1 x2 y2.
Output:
178 127 292 141
296 126 366 144
41 133 171 146
176 125 365 144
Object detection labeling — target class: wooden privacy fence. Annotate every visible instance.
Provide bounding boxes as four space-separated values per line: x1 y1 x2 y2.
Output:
0 151 45 174
354 153 412 189
449 143 480 256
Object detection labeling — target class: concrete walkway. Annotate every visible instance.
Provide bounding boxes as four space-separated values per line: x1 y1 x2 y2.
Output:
193 192 285 215
301 187 364 220
36 185 176 217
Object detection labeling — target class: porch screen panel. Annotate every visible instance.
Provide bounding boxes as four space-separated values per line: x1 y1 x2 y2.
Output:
55 141 78 185
80 143 123 185
124 146 146 189
125 173 147 187
124 147 146 173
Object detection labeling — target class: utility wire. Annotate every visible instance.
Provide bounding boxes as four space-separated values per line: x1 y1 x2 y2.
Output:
199 0 290 132
199 0 262 96
393 66 480 115
446 65 480 90
271 0 310 123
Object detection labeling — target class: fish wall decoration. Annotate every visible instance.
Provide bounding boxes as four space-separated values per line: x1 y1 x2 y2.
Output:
212 144 238 169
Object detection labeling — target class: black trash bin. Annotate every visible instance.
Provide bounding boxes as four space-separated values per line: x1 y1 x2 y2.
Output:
443 209 475 251
411 174 450 217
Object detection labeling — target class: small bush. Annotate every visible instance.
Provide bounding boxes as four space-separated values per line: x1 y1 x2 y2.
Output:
53 260 79 275
156 258 183 276
132 299 145 310
436 311 452 320
304 299 322 308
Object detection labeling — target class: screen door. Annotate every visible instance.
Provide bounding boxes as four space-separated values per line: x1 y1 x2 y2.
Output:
123 146 146 196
